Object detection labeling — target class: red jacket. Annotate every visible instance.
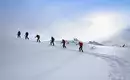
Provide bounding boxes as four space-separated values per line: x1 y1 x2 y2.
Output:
79 42 83 46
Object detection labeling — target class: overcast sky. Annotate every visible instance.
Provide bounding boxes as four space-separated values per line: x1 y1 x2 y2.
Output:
1 0 130 41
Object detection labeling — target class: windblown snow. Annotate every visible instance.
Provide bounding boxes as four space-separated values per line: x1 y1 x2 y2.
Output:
0 36 130 80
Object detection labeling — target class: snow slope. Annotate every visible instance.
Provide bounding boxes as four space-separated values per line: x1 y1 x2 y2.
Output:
0 36 130 80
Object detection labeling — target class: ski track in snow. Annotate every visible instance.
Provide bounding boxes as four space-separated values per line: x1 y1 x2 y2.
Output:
57 46 130 80
85 52 130 80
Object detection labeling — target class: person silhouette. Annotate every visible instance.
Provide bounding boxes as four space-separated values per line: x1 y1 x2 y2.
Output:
61 39 66 48
25 32 29 40
35 35 40 42
50 37 55 46
17 31 21 38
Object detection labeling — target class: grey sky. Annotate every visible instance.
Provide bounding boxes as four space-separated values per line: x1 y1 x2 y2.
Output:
1 0 130 41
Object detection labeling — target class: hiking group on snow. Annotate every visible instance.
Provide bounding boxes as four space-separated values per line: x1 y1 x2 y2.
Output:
17 31 84 52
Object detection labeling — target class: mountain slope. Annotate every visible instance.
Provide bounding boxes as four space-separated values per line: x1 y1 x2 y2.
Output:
0 36 130 80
